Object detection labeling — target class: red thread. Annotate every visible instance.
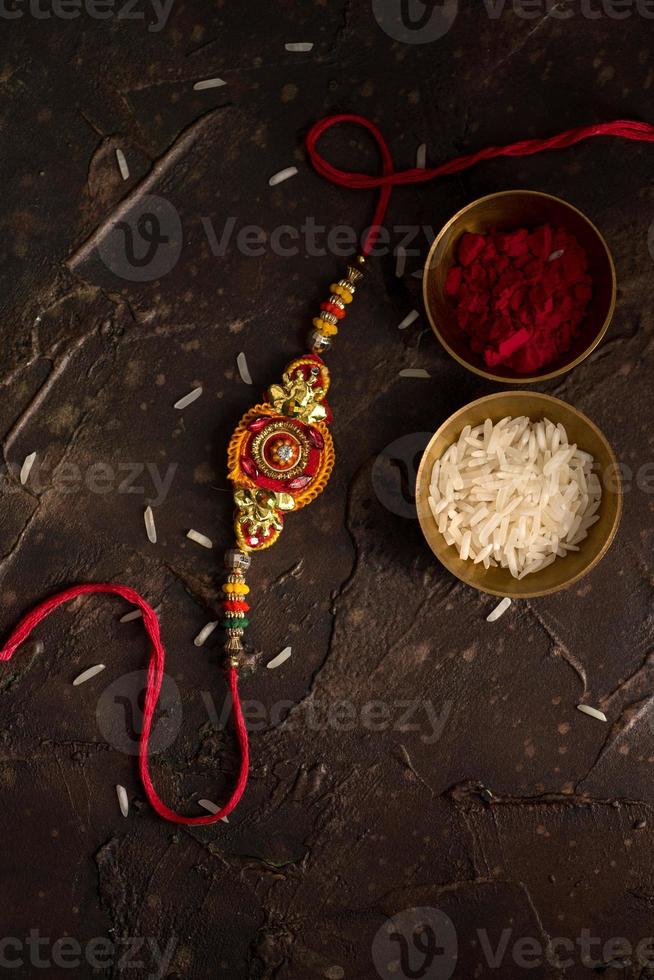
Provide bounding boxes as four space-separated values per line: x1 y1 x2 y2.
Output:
0 584 249 825
305 114 654 256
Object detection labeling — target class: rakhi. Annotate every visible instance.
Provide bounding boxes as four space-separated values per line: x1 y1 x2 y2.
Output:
1 114 653 825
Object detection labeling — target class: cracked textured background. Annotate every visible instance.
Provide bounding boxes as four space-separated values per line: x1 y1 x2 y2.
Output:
0 1 653 978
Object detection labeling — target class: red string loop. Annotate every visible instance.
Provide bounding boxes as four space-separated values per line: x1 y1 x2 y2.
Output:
0 584 249 826
305 113 654 256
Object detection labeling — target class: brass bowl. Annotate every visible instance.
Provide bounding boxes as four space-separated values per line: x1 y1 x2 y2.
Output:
423 190 617 384
415 391 622 598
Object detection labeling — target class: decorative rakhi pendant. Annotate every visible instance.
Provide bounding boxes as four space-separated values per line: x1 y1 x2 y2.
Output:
220 257 365 659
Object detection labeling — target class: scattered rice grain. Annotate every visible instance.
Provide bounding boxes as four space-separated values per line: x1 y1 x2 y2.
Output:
20 452 37 485
267 646 292 670
144 505 157 544
174 386 203 410
577 704 608 723
120 609 143 623
193 78 226 90
116 785 129 817
237 351 253 385
486 596 512 622
116 149 130 181
284 41 314 52
194 621 218 647
73 664 106 686
395 246 406 278
398 309 419 330
269 166 298 187
198 798 229 822
187 528 213 549
416 142 427 168
399 368 430 378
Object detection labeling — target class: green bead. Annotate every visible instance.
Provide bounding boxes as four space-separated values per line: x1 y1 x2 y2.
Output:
222 618 249 630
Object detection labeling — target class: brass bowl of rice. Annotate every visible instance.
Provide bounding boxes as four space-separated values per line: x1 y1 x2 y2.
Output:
415 391 622 598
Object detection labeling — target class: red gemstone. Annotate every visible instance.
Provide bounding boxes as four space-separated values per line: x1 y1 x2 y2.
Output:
247 417 270 433
286 475 312 490
241 458 258 478
308 427 324 450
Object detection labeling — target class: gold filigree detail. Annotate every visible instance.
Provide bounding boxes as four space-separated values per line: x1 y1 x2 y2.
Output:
233 487 295 553
250 420 310 480
268 366 327 424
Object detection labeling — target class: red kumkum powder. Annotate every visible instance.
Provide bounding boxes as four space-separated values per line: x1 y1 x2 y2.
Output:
445 224 593 374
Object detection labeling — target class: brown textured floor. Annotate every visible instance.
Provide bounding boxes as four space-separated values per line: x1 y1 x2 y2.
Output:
0 2 653 978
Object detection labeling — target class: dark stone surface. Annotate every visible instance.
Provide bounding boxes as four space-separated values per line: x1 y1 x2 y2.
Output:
0 2 653 977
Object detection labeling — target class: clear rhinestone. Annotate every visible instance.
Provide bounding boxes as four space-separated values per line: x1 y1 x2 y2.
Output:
277 444 294 462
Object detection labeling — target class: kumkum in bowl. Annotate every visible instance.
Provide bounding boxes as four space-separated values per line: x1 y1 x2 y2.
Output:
415 391 622 599
423 190 617 384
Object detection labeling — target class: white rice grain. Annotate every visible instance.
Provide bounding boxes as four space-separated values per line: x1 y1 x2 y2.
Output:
174 386 203 410
399 368 430 378
269 167 298 187
116 785 129 817
237 352 253 385
267 646 292 670
187 528 213 549
198 798 229 822
577 704 608 723
144 505 157 544
193 78 227 90
116 149 130 181
20 452 37 485
285 42 314 52
416 142 427 169
73 664 106 686
398 309 419 330
120 609 143 623
395 246 406 278
486 597 512 622
194 621 218 647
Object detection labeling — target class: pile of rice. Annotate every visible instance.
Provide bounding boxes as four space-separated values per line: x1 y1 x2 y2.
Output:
428 416 601 579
